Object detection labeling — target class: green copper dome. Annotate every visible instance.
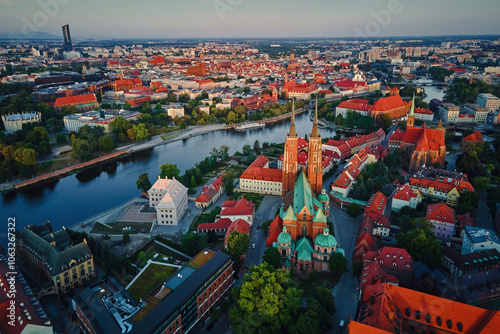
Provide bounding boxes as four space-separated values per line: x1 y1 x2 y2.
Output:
277 226 292 244
318 189 329 202
314 228 337 248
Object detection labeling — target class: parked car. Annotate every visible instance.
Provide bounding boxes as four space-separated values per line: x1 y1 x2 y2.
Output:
252 243 255 249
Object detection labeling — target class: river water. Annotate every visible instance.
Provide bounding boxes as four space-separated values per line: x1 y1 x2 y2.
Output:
417 78 446 103
0 112 336 240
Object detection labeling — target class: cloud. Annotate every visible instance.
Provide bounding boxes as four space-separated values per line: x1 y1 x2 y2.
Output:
0 0 13 6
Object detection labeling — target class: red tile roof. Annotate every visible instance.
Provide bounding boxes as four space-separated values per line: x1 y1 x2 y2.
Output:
409 176 474 193
249 155 269 168
239 167 282 182
371 95 407 112
197 218 233 232
364 191 387 216
393 184 418 202
363 246 413 272
462 130 483 143
54 93 97 106
225 219 250 245
221 199 255 217
426 203 455 224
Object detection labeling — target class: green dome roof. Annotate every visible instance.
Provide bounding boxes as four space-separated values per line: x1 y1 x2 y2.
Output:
318 189 329 201
277 226 292 244
314 228 337 248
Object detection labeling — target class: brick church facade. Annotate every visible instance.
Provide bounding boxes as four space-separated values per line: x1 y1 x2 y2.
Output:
274 101 344 273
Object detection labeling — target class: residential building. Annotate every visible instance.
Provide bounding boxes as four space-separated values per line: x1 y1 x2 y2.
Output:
463 104 489 123
391 184 422 212
363 247 413 287
409 176 472 206
224 219 250 247
426 202 456 241
462 130 483 148
413 107 434 122
148 176 188 225
16 223 95 296
167 105 185 118
355 283 500 334
438 103 460 123
73 250 234 334
476 93 500 111
239 155 282 196
462 226 500 254
335 98 371 117
1 112 41 132
281 79 318 100
442 246 500 277
195 174 225 209
0 255 53 334
220 199 255 225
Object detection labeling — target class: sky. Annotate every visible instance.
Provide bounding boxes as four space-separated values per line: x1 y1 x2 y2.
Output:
0 0 499 39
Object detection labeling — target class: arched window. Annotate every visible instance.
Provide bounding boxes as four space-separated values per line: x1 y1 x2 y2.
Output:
301 225 308 237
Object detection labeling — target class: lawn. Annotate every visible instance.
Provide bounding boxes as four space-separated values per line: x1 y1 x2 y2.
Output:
205 164 228 178
225 165 246 178
133 240 188 268
241 193 265 210
187 250 216 270
91 221 152 235
126 263 178 301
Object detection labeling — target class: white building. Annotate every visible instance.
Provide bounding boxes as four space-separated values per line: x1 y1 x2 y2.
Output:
476 93 500 111
438 103 460 123
63 110 139 134
148 176 188 225
391 184 422 212
1 112 41 132
462 104 489 123
462 226 500 255
167 106 185 119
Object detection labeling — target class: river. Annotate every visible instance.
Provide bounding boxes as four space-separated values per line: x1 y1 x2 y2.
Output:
417 78 446 103
0 112 336 242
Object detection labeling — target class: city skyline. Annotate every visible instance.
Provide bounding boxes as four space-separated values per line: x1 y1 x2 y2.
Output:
0 0 499 39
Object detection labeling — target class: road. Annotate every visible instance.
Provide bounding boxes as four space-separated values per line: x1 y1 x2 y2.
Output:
476 191 494 230
245 195 282 267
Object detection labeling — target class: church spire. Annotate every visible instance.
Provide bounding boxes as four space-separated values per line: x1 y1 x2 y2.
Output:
289 98 297 137
312 96 319 137
407 93 415 128
409 94 415 117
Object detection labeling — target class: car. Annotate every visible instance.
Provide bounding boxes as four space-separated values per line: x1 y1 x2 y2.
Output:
252 243 255 249
257 225 261 230
339 319 345 330
102 233 110 240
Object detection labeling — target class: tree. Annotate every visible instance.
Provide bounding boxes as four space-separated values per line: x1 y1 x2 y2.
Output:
13 148 38 166
230 263 302 334
136 173 152 192
222 173 234 196
472 176 491 193
263 247 281 269
56 133 67 144
352 260 363 278
346 203 362 218
227 111 236 123
99 135 115 152
133 123 149 141
329 252 348 275
181 232 208 257
110 116 130 134
242 144 252 156
127 128 135 141
160 163 180 179
396 228 442 269
312 286 336 314
72 138 92 161
123 232 130 244
190 175 196 188
253 140 260 152
379 113 392 132
211 308 221 322
226 231 250 260
260 219 273 235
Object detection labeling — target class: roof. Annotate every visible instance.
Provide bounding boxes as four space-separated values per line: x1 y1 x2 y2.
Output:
393 184 419 202
277 226 292 244
292 169 315 215
130 251 232 334
239 167 282 182
358 283 500 334
249 155 269 168
314 228 337 248
402 125 445 152
370 94 407 112
364 192 387 216
426 203 455 224
197 218 233 231
363 246 413 272
296 237 314 261
442 246 500 273
462 130 483 142
220 198 255 217
54 93 98 106
465 226 500 244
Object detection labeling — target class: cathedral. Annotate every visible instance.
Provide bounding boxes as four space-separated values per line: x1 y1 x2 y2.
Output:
273 101 344 273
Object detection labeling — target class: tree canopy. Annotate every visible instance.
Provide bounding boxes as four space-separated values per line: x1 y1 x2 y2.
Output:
159 163 180 179
396 227 442 269
262 247 281 269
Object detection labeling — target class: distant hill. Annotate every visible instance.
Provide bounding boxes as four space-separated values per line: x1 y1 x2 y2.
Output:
0 31 62 40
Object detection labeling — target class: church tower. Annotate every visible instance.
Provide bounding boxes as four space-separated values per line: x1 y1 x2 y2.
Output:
407 94 415 128
282 99 298 199
307 97 323 194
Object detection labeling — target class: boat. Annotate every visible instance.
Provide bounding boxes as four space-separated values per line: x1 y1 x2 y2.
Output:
234 122 265 131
